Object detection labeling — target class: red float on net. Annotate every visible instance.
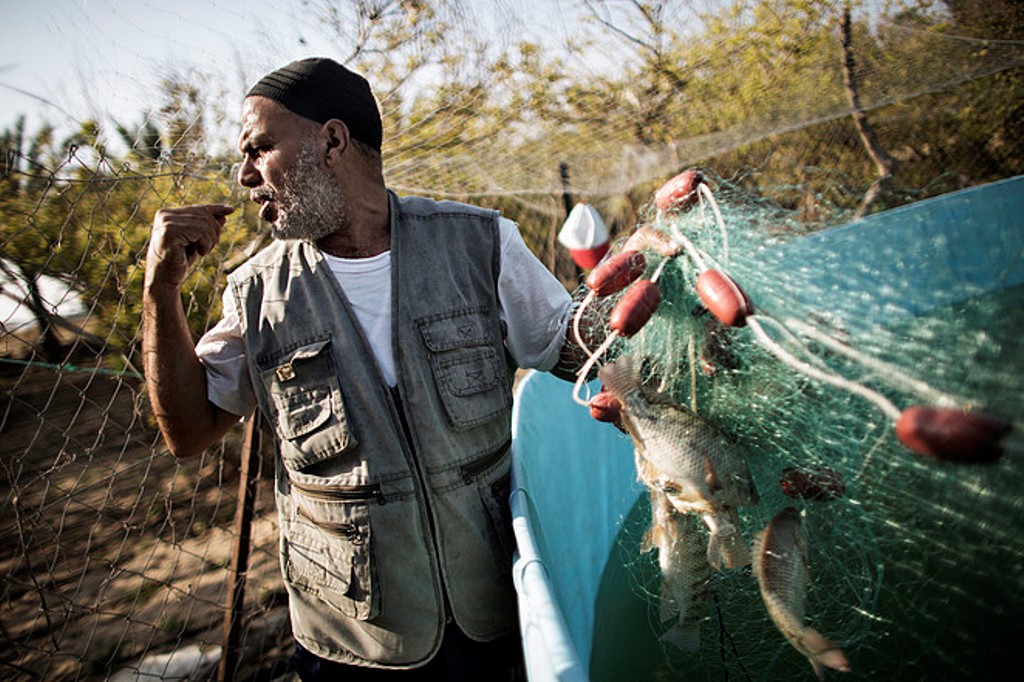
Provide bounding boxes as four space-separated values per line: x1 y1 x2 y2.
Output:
896 406 1010 463
654 169 703 212
696 269 754 327
780 466 846 501
610 280 662 338
585 250 647 297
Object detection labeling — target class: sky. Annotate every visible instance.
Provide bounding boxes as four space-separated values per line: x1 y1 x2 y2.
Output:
0 0 580 139
1 0 359 135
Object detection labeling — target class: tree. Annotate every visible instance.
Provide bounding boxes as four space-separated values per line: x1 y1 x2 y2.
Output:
0 120 99 362
115 116 163 162
840 4 899 217
0 74 249 369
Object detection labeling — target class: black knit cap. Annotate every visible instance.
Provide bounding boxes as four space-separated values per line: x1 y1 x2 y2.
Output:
246 57 382 151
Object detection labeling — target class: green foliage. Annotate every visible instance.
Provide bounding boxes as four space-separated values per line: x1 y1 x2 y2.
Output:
0 115 250 367
116 117 164 161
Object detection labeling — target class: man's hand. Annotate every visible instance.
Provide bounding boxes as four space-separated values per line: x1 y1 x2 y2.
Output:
142 203 241 458
146 205 235 289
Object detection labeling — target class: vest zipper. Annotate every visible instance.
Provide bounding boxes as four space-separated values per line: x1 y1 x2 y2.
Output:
388 385 453 625
289 478 387 505
296 507 366 545
459 438 512 483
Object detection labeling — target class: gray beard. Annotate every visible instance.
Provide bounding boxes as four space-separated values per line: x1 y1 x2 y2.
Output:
269 139 349 242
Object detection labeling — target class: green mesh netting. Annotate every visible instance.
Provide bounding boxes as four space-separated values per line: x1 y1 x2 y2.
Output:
579 173 1023 681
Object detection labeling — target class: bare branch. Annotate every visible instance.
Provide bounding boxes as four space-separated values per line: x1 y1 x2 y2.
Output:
584 0 659 54
840 3 899 218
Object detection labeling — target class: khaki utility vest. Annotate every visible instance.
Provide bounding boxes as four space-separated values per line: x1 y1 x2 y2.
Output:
228 192 518 668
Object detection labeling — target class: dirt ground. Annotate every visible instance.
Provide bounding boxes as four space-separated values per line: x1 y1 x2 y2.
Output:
0 351 293 681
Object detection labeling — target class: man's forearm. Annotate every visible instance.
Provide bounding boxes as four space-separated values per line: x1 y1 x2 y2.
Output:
550 297 609 382
143 283 236 456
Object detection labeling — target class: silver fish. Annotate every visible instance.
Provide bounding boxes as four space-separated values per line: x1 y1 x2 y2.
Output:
753 507 851 680
599 354 759 568
642 488 710 652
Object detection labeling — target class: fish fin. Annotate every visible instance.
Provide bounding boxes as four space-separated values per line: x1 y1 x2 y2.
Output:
704 453 722 493
641 524 661 554
706 518 750 569
706 532 724 570
596 354 640 400
661 623 701 653
706 531 749 569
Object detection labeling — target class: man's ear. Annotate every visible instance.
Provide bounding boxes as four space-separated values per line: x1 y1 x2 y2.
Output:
321 120 350 166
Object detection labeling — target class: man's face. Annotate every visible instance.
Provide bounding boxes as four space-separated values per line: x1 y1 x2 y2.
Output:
237 97 348 241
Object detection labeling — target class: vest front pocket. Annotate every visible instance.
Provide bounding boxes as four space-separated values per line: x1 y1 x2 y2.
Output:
259 337 357 471
284 495 380 621
417 309 511 431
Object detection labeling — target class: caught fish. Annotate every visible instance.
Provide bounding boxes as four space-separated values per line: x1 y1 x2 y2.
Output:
599 354 759 568
753 507 851 679
642 489 710 652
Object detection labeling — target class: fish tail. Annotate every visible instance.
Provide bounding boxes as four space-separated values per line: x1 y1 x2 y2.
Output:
704 510 751 569
597 354 640 400
800 628 851 678
661 622 701 653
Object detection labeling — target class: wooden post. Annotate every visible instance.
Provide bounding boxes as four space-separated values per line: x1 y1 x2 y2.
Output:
217 412 262 682
559 162 574 217
559 162 582 282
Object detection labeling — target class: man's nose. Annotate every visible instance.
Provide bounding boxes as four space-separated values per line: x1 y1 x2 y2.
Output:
237 158 262 188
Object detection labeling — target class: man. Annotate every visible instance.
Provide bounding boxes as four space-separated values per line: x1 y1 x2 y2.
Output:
143 57 586 680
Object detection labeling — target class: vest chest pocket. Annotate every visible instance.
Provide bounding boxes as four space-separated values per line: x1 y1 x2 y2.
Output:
259 338 357 471
417 309 511 431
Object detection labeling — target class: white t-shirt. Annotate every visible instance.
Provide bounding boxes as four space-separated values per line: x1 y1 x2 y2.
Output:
196 217 573 416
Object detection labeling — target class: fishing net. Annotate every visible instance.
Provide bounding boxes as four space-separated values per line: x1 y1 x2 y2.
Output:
578 171 1023 680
